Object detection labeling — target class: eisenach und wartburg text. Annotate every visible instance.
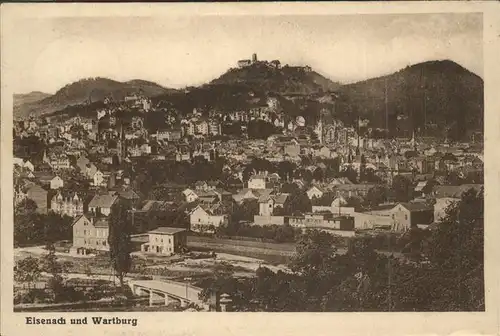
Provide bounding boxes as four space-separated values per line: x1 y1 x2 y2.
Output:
25 317 138 326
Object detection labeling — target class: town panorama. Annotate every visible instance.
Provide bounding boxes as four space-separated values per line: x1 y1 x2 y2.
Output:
13 53 484 312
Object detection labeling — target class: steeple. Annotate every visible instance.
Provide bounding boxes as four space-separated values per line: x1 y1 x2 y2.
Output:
410 130 416 151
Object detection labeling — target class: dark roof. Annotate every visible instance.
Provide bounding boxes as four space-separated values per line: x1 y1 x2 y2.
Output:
334 184 375 191
433 184 483 199
88 194 118 208
117 189 140 200
141 200 176 211
94 218 109 228
399 202 433 212
34 172 55 182
149 227 186 235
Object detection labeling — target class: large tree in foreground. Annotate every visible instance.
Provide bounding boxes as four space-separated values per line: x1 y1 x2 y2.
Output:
108 202 133 287
14 256 41 290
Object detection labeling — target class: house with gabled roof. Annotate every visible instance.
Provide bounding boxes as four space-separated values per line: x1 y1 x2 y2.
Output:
306 185 325 200
432 184 483 223
189 204 228 233
390 202 434 232
182 188 199 203
141 227 187 256
232 188 273 204
258 193 289 216
70 214 110 255
88 194 118 216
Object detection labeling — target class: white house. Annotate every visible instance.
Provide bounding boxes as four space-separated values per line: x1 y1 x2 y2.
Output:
13 158 35 172
183 188 199 203
306 186 324 200
24 160 35 172
92 170 105 187
189 205 228 233
258 193 288 216
141 227 187 256
13 157 24 167
50 176 64 190
248 173 271 189
71 215 109 255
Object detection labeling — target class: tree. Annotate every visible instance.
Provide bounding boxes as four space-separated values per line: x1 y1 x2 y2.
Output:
15 198 38 215
428 188 483 270
247 120 278 139
232 199 259 224
283 190 311 216
313 167 324 182
364 185 388 208
445 171 463 185
14 256 42 289
43 213 73 245
324 157 341 178
361 167 380 183
340 166 358 184
290 229 337 277
277 161 296 182
391 175 412 202
108 202 133 287
43 244 69 302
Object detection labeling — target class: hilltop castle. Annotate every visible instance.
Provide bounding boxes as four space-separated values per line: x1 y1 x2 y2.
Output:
236 53 312 73
237 53 281 69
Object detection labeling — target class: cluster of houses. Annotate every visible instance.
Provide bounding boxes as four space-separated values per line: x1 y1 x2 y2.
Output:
13 88 484 258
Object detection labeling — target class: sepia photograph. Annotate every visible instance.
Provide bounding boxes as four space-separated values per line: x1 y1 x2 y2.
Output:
3 7 489 317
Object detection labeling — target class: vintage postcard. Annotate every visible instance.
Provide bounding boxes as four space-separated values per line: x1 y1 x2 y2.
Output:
1 2 499 336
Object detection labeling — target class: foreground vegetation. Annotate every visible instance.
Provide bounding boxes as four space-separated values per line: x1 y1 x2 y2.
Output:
197 189 484 311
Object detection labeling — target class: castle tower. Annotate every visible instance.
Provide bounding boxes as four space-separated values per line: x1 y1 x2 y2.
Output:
252 53 257 63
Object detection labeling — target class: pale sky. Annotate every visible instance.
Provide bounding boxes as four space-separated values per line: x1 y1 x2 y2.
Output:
9 13 482 94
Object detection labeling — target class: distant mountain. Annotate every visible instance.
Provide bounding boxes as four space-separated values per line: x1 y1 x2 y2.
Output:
210 62 341 95
14 77 176 119
335 60 483 140
13 91 51 109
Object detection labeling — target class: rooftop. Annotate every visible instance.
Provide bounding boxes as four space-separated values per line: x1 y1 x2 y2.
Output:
149 227 187 235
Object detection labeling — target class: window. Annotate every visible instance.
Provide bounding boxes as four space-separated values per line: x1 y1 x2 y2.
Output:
391 214 394 219
161 239 163 243
405 214 408 220
103 241 106 246
169 238 171 244
84 230 87 235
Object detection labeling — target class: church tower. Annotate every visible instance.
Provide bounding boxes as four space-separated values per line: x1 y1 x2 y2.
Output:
116 122 126 165
314 117 323 145
410 130 416 151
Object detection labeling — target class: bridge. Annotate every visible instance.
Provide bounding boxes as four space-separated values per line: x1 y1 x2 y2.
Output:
128 279 206 309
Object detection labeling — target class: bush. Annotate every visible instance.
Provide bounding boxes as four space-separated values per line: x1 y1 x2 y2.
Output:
14 289 51 304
